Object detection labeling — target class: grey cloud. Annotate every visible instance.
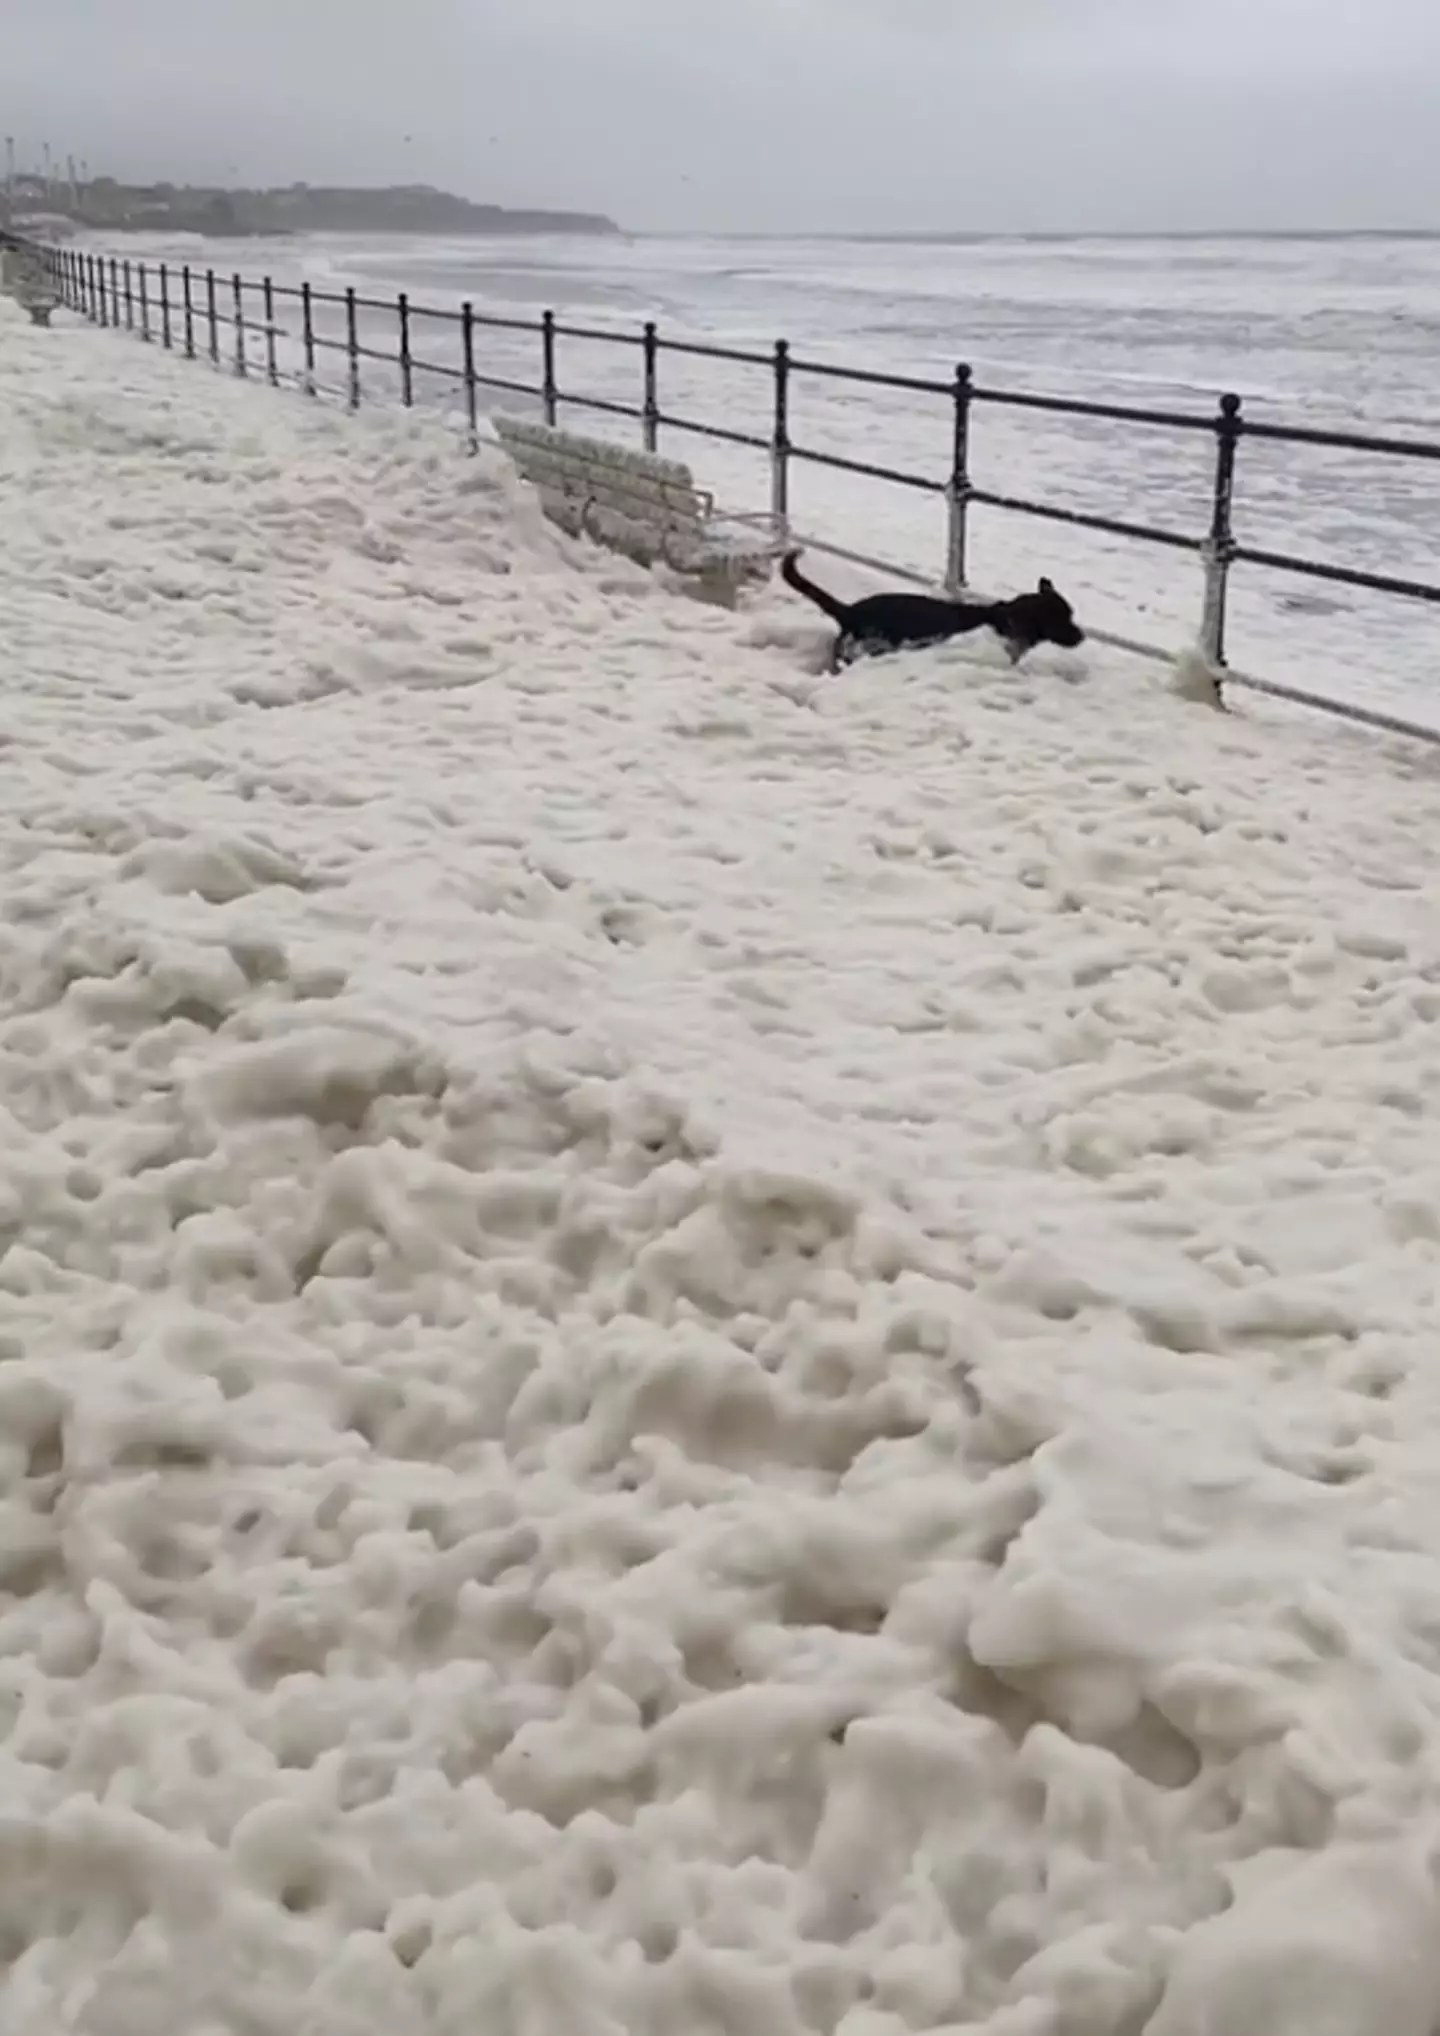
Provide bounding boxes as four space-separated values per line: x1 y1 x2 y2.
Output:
4 0 1439 234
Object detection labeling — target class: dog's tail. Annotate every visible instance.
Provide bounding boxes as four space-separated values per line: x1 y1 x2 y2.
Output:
780 549 849 624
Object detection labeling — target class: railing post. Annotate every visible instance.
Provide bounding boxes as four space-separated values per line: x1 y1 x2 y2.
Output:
345 286 360 409
159 262 171 349
945 362 974 594
263 277 278 386
138 262 151 341
1200 391 1242 666
205 268 219 364
541 310 557 425
182 265 195 358
122 258 133 330
109 257 120 325
461 300 479 450
232 273 247 376
301 282 316 392
397 292 413 407
642 321 660 452
770 338 791 534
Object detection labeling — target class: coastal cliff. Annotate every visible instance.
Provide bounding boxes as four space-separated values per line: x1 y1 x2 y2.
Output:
13 179 621 238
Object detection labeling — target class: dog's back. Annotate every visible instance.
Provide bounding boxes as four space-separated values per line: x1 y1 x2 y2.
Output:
838 588 988 651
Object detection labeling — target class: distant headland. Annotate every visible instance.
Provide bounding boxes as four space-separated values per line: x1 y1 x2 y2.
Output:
1 174 621 239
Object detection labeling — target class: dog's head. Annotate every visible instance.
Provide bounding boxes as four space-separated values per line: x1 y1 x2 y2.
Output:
1000 577 1085 654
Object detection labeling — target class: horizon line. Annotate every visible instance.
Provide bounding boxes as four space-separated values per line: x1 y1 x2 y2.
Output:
634 225 1440 243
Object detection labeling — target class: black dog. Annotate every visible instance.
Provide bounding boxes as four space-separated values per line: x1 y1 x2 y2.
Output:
781 550 1084 672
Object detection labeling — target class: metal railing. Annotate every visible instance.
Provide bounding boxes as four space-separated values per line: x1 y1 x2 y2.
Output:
32 242 1440 745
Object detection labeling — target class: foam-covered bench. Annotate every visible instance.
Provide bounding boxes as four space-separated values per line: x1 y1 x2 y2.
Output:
492 414 784 602
0 247 59 326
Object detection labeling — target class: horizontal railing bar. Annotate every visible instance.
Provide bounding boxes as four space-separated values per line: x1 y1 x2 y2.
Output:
790 443 947 494
655 411 771 452
788 354 951 398
551 321 645 348
409 358 466 382
656 335 772 368
1239 416 1440 461
973 382 1218 433
464 309 541 333
369 300 494 328
554 390 645 421
970 485 1204 553
1232 542 1440 604
472 373 544 398
1224 665 1440 743
788 533 935 588
353 341 401 365
52 270 1440 474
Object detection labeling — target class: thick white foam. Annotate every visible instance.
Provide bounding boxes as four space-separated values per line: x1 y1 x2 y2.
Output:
3 300 1440 2033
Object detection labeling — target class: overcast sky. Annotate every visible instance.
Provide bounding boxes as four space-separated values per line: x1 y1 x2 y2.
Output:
6 0 1440 235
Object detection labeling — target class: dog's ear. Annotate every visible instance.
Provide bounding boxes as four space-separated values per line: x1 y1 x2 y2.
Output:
1038 576 1054 594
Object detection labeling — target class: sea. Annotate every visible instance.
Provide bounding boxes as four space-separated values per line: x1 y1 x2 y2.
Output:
85 228 1440 723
